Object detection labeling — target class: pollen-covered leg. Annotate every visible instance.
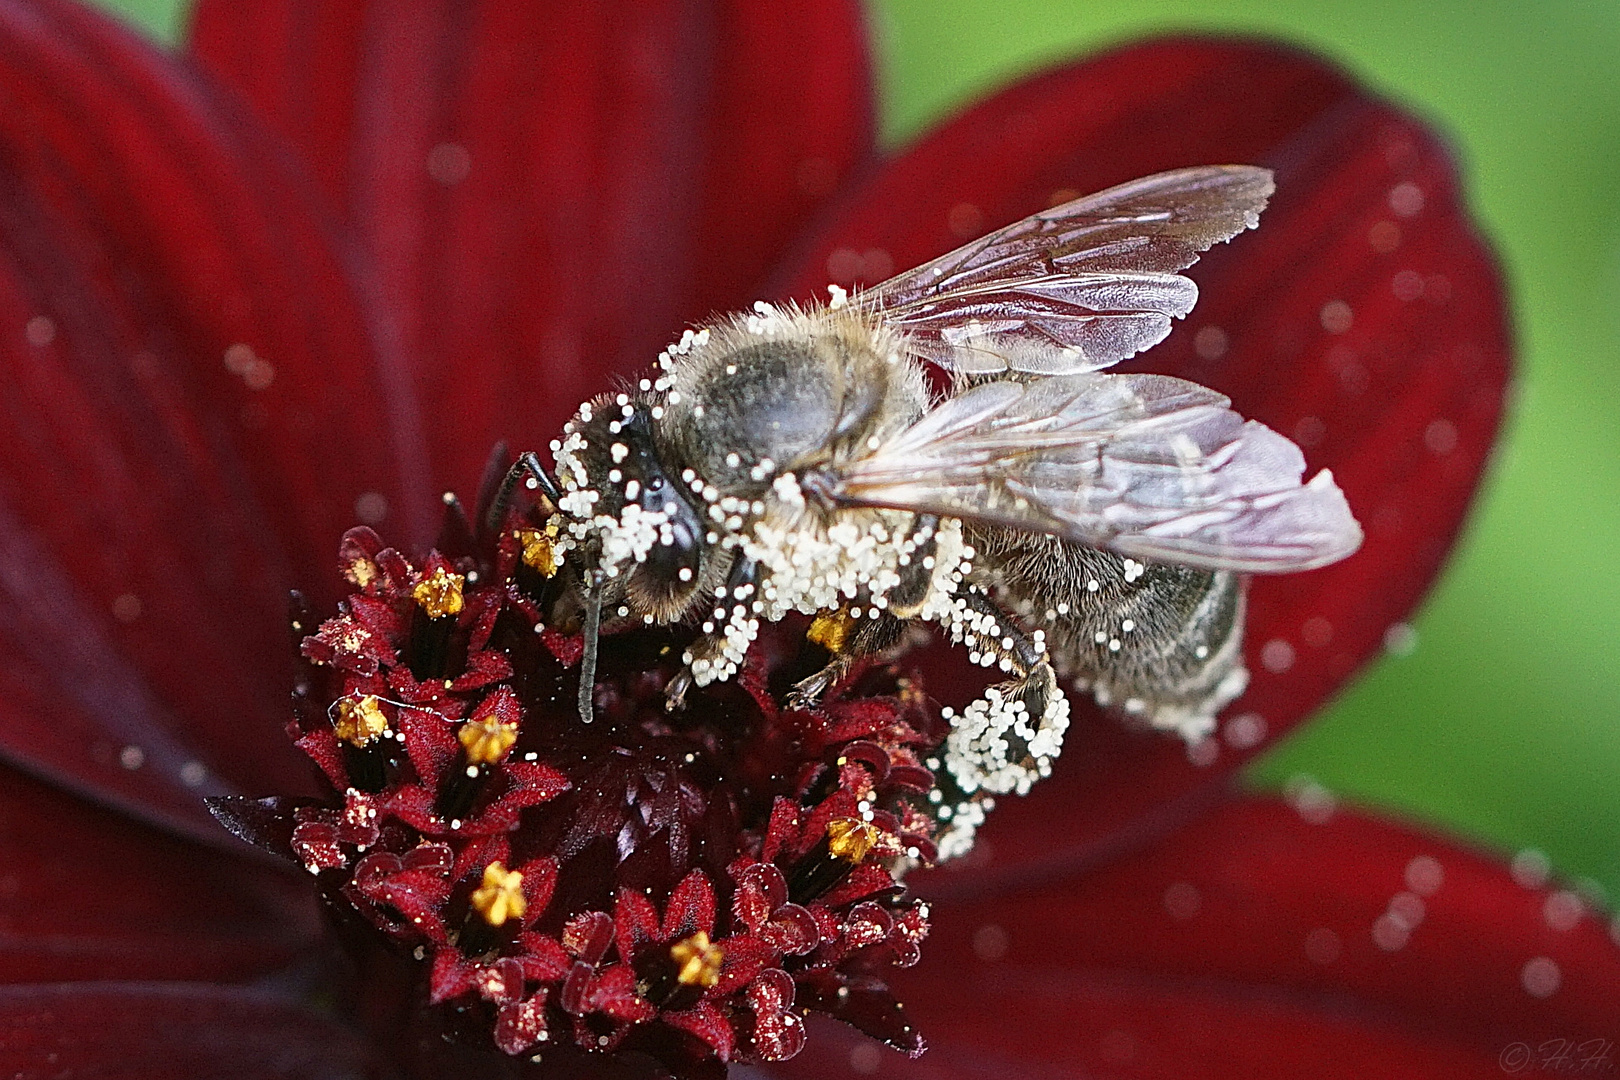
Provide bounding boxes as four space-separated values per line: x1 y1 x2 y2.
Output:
784 513 945 708
666 554 762 711
930 583 1072 801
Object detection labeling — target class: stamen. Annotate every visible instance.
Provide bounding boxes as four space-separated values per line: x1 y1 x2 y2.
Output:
669 931 723 988
827 817 879 863
807 607 857 653
333 694 391 792
409 564 466 681
514 526 561 577
644 930 725 1011
333 695 388 747
471 862 526 927
789 817 879 903
458 716 518 766
412 566 466 618
343 553 378 588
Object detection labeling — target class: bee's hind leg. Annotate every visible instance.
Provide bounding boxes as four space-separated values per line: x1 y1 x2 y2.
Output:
941 585 1071 797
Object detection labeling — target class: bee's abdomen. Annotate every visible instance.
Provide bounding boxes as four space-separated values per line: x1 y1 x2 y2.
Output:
969 529 1247 739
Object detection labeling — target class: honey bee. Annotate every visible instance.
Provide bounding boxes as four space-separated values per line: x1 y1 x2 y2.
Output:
495 167 1360 847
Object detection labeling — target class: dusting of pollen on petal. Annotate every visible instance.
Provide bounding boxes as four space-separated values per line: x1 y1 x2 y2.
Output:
471 862 526 927
670 931 724 988
332 694 389 747
458 715 519 766
412 565 465 618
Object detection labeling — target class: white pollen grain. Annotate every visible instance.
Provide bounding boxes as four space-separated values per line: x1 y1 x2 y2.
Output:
1389 181 1425 218
1521 956 1561 998
1404 855 1444 896
1260 638 1295 673
1319 299 1353 335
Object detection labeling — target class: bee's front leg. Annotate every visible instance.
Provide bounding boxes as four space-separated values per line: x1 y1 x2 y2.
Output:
665 554 761 711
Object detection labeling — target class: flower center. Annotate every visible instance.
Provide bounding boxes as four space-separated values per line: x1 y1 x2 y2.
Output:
221 490 956 1075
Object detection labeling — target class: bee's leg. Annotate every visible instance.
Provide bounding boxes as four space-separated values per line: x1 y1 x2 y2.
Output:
665 554 761 711
485 450 561 535
786 609 909 709
938 584 1070 797
949 586 1058 715
786 515 940 709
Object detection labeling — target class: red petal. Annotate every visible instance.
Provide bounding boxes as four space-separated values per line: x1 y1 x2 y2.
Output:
663 868 718 939
0 983 377 1079
778 798 1619 1079
0 0 427 838
0 765 314 983
190 0 875 498
776 39 1509 892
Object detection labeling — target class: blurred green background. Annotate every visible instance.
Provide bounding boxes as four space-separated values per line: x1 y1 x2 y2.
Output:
93 0 1620 903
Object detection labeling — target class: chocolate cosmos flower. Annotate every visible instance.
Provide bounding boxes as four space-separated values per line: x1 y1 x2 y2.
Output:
0 1 1615 1077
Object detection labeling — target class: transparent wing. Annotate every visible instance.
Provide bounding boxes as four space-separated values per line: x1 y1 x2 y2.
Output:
859 166 1274 375
833 374 1362 573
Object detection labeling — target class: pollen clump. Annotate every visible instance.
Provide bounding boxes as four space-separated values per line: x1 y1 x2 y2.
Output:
669 931 724 988
827 817 879 863
807 608 857 653
412 565 465 618
471 862 526 926
458 715 518 766
343 553 378 588
332 695 388 747
514 526 561 576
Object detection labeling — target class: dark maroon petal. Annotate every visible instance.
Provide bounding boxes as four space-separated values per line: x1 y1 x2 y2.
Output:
779 992 1506 1080
0 0 426 838
776 798 1619 1080
0 768 316 985
190 0 875 499
0 983 376 1079
776 39 1509 893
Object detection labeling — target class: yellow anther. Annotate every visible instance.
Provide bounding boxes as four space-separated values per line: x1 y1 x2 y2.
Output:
333 695 388 748
470 862 526 927
514 526 561 577
458 715 519 766
669 931 723 988
343 555 378 589
412 566 465 619
807 608 857 653
826 817 878 864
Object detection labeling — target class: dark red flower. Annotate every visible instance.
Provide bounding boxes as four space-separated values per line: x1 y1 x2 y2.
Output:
0 1 1614 1078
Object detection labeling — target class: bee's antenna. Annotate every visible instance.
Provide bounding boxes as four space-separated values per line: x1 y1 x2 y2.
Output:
487 450 561 536
577 571 605 724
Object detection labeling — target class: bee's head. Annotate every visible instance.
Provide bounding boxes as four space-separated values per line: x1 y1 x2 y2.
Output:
553 393 706 620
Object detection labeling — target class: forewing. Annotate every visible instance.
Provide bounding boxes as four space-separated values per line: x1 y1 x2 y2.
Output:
835 374 1362 573
860 166 1274 375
